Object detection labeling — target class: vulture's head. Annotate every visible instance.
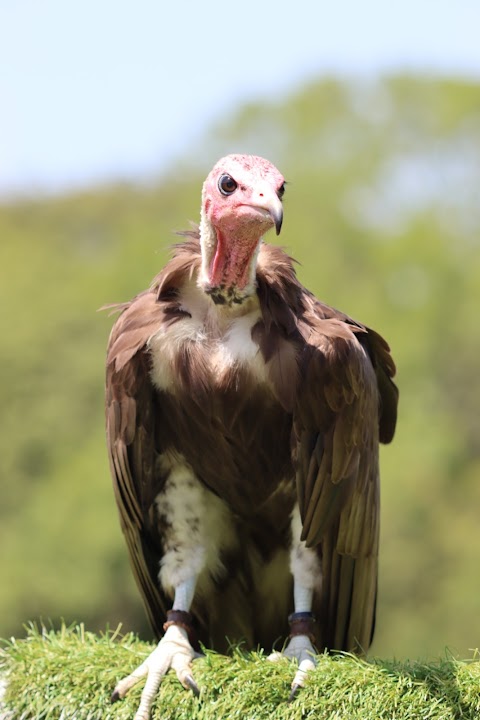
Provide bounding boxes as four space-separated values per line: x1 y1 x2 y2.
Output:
198 154 285 305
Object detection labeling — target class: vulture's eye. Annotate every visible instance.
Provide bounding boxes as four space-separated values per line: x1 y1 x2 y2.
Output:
218 174 238 196
278 182 286 199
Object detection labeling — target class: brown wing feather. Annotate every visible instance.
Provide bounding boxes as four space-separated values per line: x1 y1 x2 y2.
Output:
106 355 167 637
256 242 397 652
105 239 204 638
291 301 396 652
106 288 186 638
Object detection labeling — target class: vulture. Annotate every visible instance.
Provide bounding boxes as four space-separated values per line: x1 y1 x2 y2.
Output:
105 154 398 719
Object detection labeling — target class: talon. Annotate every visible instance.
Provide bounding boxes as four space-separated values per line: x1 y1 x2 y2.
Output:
272 633 316 701
110 625 197 717
288 683 301 702
184 673 200 697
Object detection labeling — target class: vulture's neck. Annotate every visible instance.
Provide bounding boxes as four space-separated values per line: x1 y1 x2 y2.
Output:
198 210 262 307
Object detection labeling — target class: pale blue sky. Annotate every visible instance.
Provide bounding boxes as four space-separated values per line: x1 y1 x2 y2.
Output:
1 0 479 196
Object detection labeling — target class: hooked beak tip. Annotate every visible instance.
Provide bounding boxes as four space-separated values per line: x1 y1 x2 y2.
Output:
271 206 283 236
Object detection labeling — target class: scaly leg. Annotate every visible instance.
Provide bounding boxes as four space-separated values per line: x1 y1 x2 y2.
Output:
269 505 321 700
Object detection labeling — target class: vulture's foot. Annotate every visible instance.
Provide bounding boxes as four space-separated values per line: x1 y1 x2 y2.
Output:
111 625 200 720
268 634 317 701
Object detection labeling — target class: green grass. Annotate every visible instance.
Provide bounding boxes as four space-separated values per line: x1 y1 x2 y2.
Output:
1 624 480 719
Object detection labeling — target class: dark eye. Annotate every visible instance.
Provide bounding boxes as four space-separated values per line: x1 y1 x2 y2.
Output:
277 182 286 199
218 174 238 195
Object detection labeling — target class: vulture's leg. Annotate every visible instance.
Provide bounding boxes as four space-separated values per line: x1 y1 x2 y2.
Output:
269 504 320 700
112 461 225 718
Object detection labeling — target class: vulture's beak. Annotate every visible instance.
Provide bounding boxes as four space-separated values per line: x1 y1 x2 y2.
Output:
270 201 283 236
263 192 284 235
248 192 283 235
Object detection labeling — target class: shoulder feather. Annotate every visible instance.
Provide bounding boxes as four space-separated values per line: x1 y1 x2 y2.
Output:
106 236 202 372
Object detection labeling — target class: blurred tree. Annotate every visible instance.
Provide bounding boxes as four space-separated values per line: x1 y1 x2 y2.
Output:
1 75 479 659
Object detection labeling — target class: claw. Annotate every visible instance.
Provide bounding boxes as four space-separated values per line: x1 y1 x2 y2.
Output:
184 673 200 697
111 625 198 718
288 683 301 702
269 634 316 701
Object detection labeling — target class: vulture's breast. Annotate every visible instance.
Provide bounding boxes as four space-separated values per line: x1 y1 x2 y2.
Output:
148 298 270 392
146 290 296 518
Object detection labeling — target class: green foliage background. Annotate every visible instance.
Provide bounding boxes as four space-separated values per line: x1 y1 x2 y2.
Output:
1 75 479 660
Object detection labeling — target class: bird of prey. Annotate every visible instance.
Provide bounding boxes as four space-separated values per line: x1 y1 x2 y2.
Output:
105 154 398 719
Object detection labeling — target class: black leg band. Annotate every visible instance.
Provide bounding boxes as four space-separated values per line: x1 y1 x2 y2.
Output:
288 611 316 643
163 609 198 649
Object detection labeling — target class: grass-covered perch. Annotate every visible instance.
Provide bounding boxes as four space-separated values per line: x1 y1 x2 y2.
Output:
1 625 480 719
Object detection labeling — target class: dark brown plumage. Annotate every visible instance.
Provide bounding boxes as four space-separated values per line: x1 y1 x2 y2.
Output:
105 155 398 715
106 232 397 651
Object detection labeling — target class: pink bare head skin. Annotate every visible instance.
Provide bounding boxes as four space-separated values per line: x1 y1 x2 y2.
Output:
198 154 285 305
